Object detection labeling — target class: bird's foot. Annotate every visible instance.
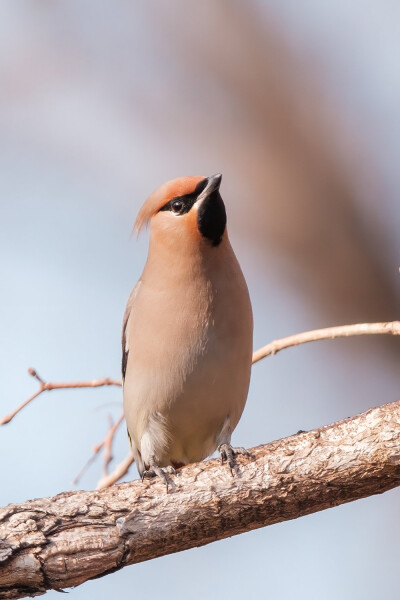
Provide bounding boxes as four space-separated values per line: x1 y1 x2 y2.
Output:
218 443 253 476
141 465 176 491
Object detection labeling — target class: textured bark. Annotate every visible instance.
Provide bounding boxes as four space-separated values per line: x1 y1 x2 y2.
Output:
1 401 400 599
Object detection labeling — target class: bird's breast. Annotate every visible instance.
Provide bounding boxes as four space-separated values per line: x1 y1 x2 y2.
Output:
123 244 253 464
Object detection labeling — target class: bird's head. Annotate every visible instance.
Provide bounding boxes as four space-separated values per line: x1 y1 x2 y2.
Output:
134 174 226 248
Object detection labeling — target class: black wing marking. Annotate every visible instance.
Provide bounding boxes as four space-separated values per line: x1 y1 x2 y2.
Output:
127 427 132 449
121 281 141 381
122 344 129 381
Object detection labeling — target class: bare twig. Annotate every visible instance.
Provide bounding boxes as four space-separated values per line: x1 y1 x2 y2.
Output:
252 321 400 364
0 368 121 425
72 411 125 486
1 399 400 599
72 446 101 486
101 412 125 477
96 451 135 489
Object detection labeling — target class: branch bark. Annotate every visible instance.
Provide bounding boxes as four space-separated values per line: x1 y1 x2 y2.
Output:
1 400 400 599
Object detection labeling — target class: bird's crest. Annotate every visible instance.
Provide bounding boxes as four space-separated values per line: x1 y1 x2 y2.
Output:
134 175 205 233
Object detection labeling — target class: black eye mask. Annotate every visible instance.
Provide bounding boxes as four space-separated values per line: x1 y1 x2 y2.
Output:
159 179 208 215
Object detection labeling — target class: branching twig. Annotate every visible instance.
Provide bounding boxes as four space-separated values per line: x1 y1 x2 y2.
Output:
101 412 125 477
0 368 121 426
252 320 400 363
96 451 135 489
72 411 125 486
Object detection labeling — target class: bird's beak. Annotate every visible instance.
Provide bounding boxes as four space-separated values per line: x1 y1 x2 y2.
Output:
197 173 222 203
196 173 226 244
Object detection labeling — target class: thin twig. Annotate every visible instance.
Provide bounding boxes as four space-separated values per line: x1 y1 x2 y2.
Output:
0 368 121 425
72 413 126 489
102 412 125 477
252 321 400 364
72 446 101 486
96 451 135 489
72 411 125 486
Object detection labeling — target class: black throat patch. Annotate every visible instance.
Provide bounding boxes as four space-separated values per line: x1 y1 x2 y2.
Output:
197 190 226 246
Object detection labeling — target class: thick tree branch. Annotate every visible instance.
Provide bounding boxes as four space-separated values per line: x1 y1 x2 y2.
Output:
1 399 400 599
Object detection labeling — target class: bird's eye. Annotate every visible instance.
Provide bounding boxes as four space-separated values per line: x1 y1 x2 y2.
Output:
171 200 184 214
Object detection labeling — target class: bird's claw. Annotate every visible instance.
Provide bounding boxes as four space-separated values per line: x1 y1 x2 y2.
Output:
218 443 253 476
141 465 176 491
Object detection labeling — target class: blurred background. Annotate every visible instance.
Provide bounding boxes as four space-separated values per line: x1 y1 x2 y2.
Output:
1 1 399 598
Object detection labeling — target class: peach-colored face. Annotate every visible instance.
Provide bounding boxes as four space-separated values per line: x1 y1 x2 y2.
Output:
135 174 226 252
152 197 202 248
151 176 208 249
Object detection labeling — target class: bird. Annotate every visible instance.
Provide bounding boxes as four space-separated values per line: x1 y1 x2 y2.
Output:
122 173 253 486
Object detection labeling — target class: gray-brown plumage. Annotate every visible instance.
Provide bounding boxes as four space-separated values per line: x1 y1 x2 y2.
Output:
122 174 253 482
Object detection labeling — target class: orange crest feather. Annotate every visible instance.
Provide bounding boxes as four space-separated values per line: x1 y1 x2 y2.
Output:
134 176 205 232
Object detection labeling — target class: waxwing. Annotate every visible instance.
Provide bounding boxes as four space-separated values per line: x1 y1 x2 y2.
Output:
122 174 253 485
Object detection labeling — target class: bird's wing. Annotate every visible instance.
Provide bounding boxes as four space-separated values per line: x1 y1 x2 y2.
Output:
121 280 141 381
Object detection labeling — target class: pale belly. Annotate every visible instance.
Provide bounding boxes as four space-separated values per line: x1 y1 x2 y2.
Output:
123 324 252 469
162 353 250 465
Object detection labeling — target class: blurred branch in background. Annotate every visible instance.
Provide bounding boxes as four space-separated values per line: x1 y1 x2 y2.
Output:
3 1 397 331
149 1 400 328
